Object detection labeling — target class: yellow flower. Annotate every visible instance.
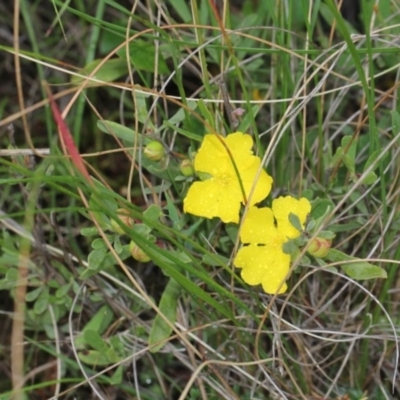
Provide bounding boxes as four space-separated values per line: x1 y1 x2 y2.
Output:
183 132 273 223
234 197 311 294
272 196 311 239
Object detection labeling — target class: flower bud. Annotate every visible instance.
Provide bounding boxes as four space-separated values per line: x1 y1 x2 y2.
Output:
129 241 151 262
110 208 134 234
144 141 165 161
307 237 331 258
179 158 195 176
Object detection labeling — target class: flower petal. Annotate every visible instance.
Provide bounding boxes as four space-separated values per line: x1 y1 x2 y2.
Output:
186 132 272 222
224 132 255 169
240 207 276 244
183 180 242 223
241 159 273 205
194 134 230 176
272 196 311 239
234 244 290 294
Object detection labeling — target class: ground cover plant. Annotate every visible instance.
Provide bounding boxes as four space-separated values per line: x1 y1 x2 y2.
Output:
1 0 400 399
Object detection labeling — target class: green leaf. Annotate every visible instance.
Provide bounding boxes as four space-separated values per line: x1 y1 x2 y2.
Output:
97 120 145 144
55 281 73 299
83 329 108 352
341 136 357 170
25 286 43 302
330 145 343 167
71 58 128 84
202 253 229 267
34 286 49 315
282 239 299 256
149 278 181 353
359 149 381 185
168 0 191 21
237 105 261 133
6 267 19 283
165 192 181 229
318 230 336 240
341 262 387 280
89 193 113 230
78 350 111 366
91 238 107 250
109 365 124 385
87 247 108 270
197 99 215 128
80 227 99 236
143 204 163 222
326 249 387 280
163 120 203 141
288 212 303 232
132 223 152 237
360 171 377 186
161 100 197 128
363 149 382 172
113 235 123 254
74 305 114 350
105 347 120 363
342 154 355 175
310 198 333 220
118 40 169 74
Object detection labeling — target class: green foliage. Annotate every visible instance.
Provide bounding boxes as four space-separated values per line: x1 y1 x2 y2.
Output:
149 278 181 353
2 0 400 398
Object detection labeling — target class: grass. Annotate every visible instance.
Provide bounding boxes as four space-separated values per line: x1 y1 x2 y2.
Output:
1 0 400 399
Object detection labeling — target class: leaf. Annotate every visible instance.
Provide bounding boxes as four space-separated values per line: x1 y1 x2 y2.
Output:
360 149 381 185
143 204 163 222
74 305 114 350
363 149 382 172
289 212 303 231
6 267 19 282
88 193 112 230
341 136 357 173
109 365 124 385
80 227 99 236
26 286 43 302
71 58 128 84
163 120 204 141
97 120 143 144
78 350 111 366
326 249 387 280
87 247 108 270
310 198 333 220
202 253 229 267
165 192 181 229
161 100 197 128
55 281 73 299
83 329 108 352
168 0 191 21
318 230 336 240
149 278 181 353
237 105 261 133
360 171 377 186
341 262 387 280
342 153 355 175
197 99 215 128
113 235 123 254
84 305 114 334
118 40 169 74
91 238 107 250
34 287 49 315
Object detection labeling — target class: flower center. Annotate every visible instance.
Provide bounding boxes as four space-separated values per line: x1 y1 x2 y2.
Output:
215 172 233 187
